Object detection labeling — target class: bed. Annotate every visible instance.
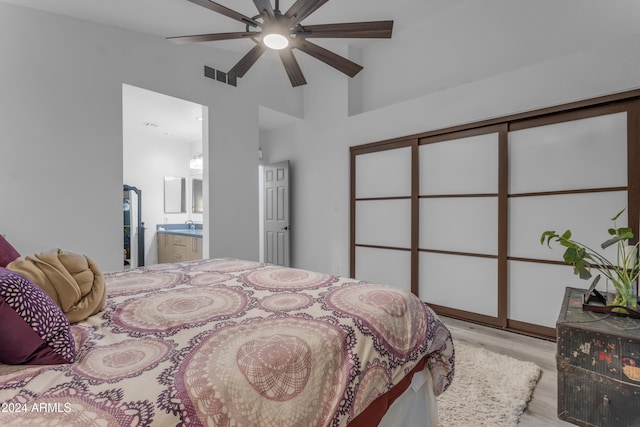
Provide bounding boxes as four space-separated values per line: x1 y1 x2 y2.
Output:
0 258 454 426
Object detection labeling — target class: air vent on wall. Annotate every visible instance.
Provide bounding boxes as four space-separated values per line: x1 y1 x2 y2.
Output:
204 66 237 87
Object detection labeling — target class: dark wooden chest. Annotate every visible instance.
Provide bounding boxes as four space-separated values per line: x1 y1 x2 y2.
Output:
557 287 640 427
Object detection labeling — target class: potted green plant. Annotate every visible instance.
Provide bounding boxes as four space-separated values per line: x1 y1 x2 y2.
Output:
540 209 639 314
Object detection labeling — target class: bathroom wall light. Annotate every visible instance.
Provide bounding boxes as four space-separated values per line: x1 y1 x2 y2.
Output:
190 153 203 170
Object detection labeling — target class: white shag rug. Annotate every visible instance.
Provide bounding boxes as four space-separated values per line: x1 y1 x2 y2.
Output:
437 342 542 427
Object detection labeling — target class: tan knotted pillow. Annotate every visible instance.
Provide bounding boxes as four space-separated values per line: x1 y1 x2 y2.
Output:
7 248 106 323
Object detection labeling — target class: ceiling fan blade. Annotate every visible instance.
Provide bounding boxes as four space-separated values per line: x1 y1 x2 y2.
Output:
278 49 307 87
167 32 258 44
295 40 363 77
187 0 260 27
285 0 330 25
253 0 275 19
228 43 268 78
297 21 394 38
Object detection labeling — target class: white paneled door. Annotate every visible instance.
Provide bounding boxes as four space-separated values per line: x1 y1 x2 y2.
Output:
263 161 290 266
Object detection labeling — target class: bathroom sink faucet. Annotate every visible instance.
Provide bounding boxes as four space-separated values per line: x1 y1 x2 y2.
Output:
185 220 195 230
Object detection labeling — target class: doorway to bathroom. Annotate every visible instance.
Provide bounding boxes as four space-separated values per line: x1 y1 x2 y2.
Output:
122 84 206 267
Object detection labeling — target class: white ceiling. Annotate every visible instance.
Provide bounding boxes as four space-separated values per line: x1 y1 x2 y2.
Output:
123 84 204 145
121 83 305 145
1 0 456 54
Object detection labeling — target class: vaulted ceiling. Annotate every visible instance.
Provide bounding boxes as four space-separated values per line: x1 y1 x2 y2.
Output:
4 0 640 134
0 0 462 54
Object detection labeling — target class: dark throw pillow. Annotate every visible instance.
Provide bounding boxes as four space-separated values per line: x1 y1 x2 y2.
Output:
0 235 20 268
0 268 76 365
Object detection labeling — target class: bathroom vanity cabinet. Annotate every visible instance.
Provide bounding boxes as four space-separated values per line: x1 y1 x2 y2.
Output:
157 232 202 263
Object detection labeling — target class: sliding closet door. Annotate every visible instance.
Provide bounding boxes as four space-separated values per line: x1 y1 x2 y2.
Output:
352 142 414 292
508 111 629 329
418 129 501 324
351 91 640 339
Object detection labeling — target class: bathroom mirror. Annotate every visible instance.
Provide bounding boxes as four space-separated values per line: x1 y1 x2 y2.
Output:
164 176 186 213
192 177 203 213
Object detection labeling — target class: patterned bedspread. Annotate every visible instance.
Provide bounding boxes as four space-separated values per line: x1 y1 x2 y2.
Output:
0 258 454 426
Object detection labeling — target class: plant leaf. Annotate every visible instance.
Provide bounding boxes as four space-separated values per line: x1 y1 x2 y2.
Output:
562 247 592 280
602 236 623 249
601 229 634 249
563 247 583 264
617 227 635 239
612 209 626 221
540 230 557 247
560 239 577 248
575 260 592 280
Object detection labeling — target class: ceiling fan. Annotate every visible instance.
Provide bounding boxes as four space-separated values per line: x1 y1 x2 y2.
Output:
167 0 393 87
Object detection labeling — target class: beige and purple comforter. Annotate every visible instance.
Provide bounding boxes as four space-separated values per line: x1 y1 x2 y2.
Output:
0 258 454 426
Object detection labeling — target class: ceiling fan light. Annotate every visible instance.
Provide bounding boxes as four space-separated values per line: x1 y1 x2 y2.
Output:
263 32 289 50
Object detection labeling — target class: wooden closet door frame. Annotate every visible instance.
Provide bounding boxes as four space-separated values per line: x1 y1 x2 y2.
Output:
417 124 505 328
506 103 637 338
350 138 418 293
351 89 640 340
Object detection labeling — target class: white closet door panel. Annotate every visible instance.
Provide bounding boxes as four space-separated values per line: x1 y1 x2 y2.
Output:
356 147 412 198
420 198 498 255
356 199 412 248
355 247 411 293
508 261 594 328
419 253 497 317
509 112 627 194
509 191 627 261
419 133 498 195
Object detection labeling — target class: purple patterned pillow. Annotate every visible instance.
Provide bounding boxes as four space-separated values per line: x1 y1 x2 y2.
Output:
0 268 76 365
0 234 20 267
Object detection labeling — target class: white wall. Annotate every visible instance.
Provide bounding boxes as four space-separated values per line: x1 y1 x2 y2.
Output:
360 0 640 113
0 2 302 272
262 62 351 274
261 29 640 277
188 139 204 225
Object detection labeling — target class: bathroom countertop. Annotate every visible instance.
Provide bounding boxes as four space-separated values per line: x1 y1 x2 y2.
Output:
157 229 203 237
156 224 203 238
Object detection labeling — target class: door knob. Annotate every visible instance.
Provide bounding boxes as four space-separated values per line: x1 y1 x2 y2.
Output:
282 226 290 230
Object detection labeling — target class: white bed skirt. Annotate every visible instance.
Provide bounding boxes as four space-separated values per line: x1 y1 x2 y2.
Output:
378 369 438 427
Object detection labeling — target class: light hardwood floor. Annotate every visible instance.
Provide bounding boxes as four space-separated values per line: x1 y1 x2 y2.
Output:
440 316 574 426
